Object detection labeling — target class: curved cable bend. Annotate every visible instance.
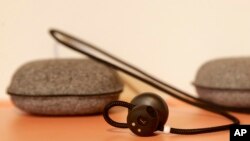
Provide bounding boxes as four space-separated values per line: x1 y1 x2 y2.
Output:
49 29 240 135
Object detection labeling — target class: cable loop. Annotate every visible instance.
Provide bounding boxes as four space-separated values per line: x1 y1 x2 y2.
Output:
103 101 135 128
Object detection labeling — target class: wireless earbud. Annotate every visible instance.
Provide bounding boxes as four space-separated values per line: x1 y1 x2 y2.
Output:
130 93 169 131
103 92 169 136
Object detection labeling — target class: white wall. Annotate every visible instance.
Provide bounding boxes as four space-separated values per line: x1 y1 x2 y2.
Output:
1 0 250 100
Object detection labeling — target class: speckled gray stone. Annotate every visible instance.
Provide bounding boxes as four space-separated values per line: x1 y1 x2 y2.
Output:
7 59 123 115
194 57 250 108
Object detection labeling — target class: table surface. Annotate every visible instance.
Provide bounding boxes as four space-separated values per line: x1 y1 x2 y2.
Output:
1 74 250 141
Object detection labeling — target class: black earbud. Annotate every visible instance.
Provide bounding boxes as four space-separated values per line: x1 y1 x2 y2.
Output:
103 92 169 136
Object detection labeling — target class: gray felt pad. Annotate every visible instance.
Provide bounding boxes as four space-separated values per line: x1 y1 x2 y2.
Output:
194 57 250 108
7 59 123 115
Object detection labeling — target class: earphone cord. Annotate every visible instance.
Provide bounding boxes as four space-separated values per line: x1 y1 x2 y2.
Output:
49 29 240 134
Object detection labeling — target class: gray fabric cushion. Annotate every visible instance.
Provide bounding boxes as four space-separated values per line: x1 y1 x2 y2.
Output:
10 94 119 115
7 59 123 115
194 57 250 108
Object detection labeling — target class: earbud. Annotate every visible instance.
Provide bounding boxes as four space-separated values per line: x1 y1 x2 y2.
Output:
128 93 169 136
103 92 169 136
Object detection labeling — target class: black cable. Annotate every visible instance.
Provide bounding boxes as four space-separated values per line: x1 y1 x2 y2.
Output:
170 125 230 134
49 29 250 113
47 30 250 113
103 101 135 128
49 29 240 134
